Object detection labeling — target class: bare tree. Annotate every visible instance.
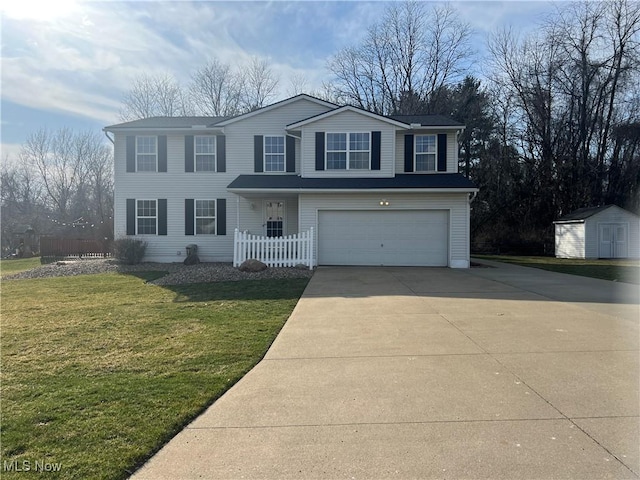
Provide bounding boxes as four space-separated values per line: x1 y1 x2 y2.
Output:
189 59 244 116
327 1 474 114
241 56 280 111
19 128 114 234
286 72 310 97
485 0 640 242
119 73 192 121
1 156 44 252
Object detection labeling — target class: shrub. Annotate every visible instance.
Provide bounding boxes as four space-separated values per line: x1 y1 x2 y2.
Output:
113 239 147 265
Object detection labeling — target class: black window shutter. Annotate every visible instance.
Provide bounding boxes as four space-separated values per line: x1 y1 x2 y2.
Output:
217 135 226 172
437 134 447 172
286 135 295 172
126 199 136 235
185 199 195 235
158 136 167 172
254 136 263 173
157 199 167 235
404 134 414 172
217 199 226 235
371 131 381 170
315 132 325 171
185 135 194 172
126 136 136 172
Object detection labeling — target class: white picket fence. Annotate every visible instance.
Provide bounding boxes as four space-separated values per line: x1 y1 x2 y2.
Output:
233 228 314 269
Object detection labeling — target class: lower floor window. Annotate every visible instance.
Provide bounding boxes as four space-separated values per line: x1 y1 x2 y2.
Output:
196 200 216 234
137 200 157 234
265 201 284 237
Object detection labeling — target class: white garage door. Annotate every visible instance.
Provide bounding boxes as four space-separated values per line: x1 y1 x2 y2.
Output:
318 210 449 266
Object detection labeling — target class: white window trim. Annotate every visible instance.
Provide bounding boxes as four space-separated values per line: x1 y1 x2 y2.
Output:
194 135 216 172
414 134 437 172
136 136 158 172
263 135 286 173
325 132 371 170
194 199 217 235
136 199 158 235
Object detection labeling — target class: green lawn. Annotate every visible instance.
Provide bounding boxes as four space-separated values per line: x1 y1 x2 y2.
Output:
475 255 640 284
0 257 41 277
1 271 309 479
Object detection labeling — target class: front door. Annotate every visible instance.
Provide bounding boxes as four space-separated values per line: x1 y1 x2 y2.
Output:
265 200 285 237
599 223 628 258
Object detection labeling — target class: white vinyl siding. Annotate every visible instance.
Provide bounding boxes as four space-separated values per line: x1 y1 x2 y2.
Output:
195 136 216 172
300 110 396 178
554 223 585 258
113 98 332 262
299 192 471 268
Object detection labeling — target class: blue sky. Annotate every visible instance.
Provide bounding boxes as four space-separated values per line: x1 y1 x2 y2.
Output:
0 0 555 161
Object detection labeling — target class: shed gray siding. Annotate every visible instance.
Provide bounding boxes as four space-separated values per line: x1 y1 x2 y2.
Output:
585 207 640 259
555 223 585 258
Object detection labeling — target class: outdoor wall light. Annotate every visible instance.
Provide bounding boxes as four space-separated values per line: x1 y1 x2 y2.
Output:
379 199 390 206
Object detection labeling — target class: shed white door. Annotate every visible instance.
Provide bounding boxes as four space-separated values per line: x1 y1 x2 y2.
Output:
599 223 628 258
318 210 449 266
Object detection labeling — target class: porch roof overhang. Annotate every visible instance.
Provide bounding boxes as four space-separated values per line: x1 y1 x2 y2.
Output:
227 174 478 194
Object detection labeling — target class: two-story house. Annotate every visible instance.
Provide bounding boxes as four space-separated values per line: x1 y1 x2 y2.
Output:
104 94 477 268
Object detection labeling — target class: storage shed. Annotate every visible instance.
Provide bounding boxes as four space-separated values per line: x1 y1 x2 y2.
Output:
554 205 640 259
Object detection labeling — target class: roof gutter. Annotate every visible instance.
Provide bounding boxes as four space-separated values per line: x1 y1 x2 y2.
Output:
228 187 479 194
552 220 586 224
103 127 225 133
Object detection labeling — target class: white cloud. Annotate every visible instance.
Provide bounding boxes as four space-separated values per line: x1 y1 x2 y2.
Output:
1 0 559 134
1 143 24 162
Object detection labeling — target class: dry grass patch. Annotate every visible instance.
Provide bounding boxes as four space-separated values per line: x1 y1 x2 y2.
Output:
475 255 640 284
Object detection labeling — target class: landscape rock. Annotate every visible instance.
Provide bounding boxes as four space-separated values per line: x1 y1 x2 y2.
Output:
3 258 313 285
238 259 268 272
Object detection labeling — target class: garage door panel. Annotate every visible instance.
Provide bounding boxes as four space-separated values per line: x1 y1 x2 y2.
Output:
318 210 448 267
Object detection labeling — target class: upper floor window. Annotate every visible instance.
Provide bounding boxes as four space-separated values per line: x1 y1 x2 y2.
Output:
326 132 370 170
136 136 157 172
137 199 157 234
195 136 216 172
415 135 436 171
195 199 216 234
264 136 285 172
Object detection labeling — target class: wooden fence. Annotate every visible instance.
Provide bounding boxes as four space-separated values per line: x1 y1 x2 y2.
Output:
40 236 112 261
233 228 314 269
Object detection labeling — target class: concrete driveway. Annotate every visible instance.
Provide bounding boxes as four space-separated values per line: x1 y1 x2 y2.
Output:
132 261 639 479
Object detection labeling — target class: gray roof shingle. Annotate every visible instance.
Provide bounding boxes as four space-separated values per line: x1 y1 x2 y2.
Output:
388 114 464 127
104 116 232 130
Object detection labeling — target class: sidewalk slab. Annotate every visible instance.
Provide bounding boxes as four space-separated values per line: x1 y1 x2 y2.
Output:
266 312 482 358
133 420 636 480
189 354 561 428
494 350 639 418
